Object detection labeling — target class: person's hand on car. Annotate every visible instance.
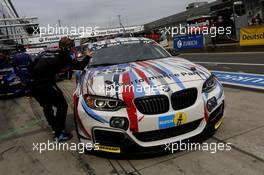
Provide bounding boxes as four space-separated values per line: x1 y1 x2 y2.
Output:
86 50 94 57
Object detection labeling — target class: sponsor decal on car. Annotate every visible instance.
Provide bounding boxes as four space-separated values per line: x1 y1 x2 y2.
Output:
214 117 223 130
96 67 128 75
97 145 121 153
106 71 204 90
159 112 187 129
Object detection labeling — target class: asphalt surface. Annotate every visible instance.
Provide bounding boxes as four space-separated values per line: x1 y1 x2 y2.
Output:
180 52 264 74
1 80 264 175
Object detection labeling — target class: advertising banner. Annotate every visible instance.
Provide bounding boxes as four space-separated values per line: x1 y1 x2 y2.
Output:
240 25 264 46
173 34 204 49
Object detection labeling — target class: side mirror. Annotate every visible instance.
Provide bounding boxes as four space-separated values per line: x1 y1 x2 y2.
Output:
166 48 180 56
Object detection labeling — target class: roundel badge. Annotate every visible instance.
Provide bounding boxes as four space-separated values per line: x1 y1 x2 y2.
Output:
177 40 182 48
162 85 171 92
173 112 187 126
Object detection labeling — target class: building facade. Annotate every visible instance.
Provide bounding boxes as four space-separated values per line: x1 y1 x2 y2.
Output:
144 0 264 44
244 0 264 22
0 0 28 49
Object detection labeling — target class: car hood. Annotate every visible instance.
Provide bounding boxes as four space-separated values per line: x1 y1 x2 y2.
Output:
82 57 211 97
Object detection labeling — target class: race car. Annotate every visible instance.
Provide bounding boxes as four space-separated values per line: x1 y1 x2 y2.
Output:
73 37 225 154
0 61 22 96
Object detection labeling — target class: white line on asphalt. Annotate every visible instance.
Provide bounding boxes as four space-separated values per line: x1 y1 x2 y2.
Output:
195 62 264 66
223 66 231 70
220 82 264 90
181 52 264 55
212 70 264 76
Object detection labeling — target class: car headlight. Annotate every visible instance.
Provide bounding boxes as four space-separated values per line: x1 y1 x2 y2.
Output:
202 75 217 93
84 95 126 111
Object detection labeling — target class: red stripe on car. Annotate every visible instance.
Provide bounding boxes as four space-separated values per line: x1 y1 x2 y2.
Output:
204 106 209 122
132 67 150 85
122 72 139 133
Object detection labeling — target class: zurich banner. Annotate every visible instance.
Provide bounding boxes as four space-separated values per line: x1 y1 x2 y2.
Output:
173 34 204 49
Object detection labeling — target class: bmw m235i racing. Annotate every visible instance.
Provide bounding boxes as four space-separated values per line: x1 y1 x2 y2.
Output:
73 37 225 154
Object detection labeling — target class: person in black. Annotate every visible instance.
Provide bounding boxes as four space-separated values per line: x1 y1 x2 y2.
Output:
30 37 92 142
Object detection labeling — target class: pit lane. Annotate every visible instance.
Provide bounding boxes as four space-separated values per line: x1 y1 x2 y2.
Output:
1 54 264 174
1 81 264 174
180 52 264 74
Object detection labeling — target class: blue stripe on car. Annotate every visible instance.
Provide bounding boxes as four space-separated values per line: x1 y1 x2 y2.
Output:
81 99 108 123
148 61 185 90
128 68 145 98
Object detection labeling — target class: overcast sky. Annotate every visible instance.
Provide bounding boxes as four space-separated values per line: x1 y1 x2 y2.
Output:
12 0 215 27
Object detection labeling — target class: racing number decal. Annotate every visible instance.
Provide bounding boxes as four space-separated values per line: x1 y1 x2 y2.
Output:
174 112 187 126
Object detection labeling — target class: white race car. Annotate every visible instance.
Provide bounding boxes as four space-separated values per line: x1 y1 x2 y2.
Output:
73 37 225 154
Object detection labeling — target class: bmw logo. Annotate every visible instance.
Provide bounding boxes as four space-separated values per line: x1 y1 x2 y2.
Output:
39 38 44 42
162 86 171 92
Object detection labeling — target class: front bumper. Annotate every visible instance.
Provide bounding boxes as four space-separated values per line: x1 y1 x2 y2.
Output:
75 79 225 154
77 102 224 154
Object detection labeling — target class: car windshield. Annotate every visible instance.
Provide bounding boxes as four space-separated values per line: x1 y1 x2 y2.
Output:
89 42 170 66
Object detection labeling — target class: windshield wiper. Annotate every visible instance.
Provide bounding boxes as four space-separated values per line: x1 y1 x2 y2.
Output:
135 57 167 62
135 59 149 62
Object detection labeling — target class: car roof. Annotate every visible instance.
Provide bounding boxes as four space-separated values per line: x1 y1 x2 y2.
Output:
88 37 153 51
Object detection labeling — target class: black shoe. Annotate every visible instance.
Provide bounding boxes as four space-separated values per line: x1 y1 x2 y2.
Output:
54 132 73 143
